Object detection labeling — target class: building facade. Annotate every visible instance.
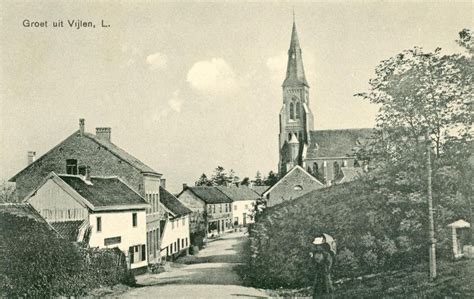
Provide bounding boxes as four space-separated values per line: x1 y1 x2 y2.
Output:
177 187 233 237
9 119 163 264
159 186 191 260
278 21 372 184
216 186 260 226
24 172 149 270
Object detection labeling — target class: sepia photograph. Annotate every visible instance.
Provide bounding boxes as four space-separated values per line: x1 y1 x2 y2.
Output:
0 1 472 298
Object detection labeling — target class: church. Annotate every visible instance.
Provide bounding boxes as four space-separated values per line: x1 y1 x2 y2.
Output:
278 20 372 185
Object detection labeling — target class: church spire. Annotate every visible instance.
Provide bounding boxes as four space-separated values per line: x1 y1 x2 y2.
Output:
283 17 308 87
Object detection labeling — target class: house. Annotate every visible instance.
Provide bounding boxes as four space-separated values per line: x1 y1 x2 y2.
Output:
23 172 149 271
216 186 260 226
9 119 163 264
249 185 270 197
263 165 324 207
177 186 233 237
159 186 192 260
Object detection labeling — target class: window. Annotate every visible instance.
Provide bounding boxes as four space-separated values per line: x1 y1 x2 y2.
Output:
245 204 248 210
295 102 301 119
141 245 146 261
313 162 319 176
78 166 87 175
186 238 188 247
208 205 212 213
289 102 295 120
229 204 232 211
212 205 216 213
182 218 185 226
96 217 102 232
66 159 78 175
219 204 222 213
234 205 237 211
225 204 228 212
132 213 137 227
181 239 184 248
294 185 303 191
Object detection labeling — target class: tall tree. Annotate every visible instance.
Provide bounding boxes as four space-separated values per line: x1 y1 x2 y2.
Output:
211 166 231 186
264 171 279 187
253 171 264 186
195 173 212 186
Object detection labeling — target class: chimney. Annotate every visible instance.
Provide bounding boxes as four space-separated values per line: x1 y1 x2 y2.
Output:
79 118 85 136
160 178 166 189
84 166 92 184
27 151 36 165
96 127 111 142
182 183 188 190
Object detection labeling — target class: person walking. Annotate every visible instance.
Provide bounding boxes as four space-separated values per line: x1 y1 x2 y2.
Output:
310 234 336 298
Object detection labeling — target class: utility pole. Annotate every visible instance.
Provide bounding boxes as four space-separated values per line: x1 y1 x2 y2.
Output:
426 129 437 279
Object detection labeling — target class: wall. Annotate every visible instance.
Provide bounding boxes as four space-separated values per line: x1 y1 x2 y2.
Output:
265 167 324 207
160 215 190 258
233 199 255 226
304 158 355 183
177 190 206 234
27 179 88 222
88 210 147 270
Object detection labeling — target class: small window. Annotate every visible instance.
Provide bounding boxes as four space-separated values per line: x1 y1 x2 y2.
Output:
132 213 137 227
234 205 237 211
182 239 184 248
66 159 78 175
294 185 303 191
78 166 87 175
182 218 185 225
96 217 102 232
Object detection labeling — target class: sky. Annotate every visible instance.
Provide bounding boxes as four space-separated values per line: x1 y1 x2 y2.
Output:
0 1 472 192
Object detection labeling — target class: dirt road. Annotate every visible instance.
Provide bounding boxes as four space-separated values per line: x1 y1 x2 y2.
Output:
118 231 268 298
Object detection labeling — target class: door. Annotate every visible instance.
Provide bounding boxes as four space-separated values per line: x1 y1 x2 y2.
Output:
243 213 247 226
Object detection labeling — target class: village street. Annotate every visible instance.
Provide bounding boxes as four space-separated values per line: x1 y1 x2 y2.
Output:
119 231 268 299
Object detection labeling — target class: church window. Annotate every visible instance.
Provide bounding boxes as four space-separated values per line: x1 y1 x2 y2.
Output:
334 161 341 179
289 102 295 120
288 133 292 141
354 160 360 167
295 102 301 119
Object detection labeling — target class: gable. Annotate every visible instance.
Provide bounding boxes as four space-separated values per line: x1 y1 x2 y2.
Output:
264 166 324 207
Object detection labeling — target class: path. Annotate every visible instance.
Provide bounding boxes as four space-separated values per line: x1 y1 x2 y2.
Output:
118 231 268 298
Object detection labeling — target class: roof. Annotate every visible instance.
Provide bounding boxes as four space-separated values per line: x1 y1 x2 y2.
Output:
159 186 192 217
10 129 160 182
216 186 261 202
337 167 364 184
185 187 232 204
282 21 308 87
58 174 148 208
448 219 471 228
83 132 159 175
50 220 84 241
250 185 270 196
0 203 49 225
306 129 373 159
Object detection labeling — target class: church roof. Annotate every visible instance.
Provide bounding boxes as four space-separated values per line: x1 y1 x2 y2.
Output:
306 129 373 159
282 21 308 88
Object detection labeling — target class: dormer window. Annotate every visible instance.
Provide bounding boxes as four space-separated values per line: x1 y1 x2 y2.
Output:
66 159 78 175
294 185 303 191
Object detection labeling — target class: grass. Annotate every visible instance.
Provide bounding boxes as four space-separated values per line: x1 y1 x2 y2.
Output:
265 259 473 298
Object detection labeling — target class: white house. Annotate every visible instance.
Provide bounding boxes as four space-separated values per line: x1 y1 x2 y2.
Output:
158 187 192 260
216 186 260 226
24 172 149 271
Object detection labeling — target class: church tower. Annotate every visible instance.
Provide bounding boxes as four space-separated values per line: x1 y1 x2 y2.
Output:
278 19 314 175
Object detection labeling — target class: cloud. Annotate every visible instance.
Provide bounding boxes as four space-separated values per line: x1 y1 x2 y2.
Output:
168 90 183 112
186 58 237 94
146 52 168 70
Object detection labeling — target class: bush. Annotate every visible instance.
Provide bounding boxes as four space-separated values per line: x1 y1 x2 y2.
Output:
0 212 134 297
244 176 468 289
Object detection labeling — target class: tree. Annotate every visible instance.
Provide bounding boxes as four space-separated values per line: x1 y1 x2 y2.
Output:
195 173 212 186
355 29 473 276
241 177 250 186
211 166 231 186
252 171 264 186
264 171 279 186
0 182 16 203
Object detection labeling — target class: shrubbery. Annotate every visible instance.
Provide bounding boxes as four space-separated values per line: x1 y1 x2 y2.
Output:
243 174 468 289
0 213 135 297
